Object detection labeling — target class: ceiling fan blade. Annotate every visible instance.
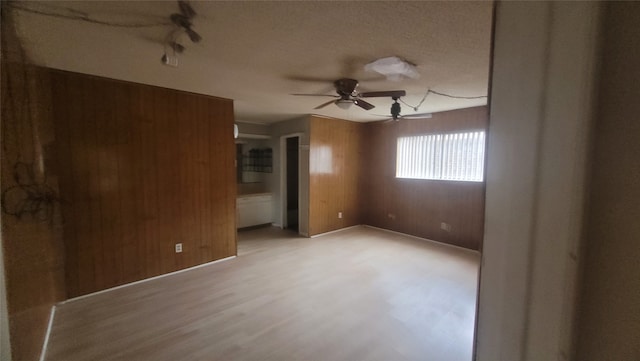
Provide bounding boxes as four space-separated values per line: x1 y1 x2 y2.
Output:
292 94 339 98
353 98 375 110
170 13 192 28
368 117 395 123
185 27 202 43
314 99 337 109
359 90 407 98
178 0 197 18
401 113 433 119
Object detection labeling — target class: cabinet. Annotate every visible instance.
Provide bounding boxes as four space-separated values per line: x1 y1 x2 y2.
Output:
242 148 272 173
237 193 273 228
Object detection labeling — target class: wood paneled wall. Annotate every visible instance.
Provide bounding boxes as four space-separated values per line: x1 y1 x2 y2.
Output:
1 61 66 361
49 70 237 297
362 106 488 250
308 116 364 236
2 6 67 359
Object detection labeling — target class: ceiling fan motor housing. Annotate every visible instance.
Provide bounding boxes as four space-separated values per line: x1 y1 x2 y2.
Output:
334 78 359 98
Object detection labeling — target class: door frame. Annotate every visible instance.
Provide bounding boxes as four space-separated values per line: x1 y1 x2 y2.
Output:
476 2 601 360
280 133 303 231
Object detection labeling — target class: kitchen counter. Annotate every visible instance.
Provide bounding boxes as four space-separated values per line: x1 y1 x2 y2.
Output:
237 192 272 198
237 193 273 228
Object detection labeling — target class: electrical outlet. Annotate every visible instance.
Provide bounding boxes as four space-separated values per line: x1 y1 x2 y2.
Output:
175 243 182 253
338 212 343 219
388 213 396 220
440 222 452 232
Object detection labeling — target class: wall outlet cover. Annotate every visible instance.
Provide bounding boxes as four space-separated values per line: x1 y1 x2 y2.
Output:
440 222 452 232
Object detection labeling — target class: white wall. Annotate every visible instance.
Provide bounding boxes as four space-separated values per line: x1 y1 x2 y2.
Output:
477 2 601 360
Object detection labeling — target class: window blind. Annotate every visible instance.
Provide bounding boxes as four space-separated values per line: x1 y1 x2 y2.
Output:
396 131 485 182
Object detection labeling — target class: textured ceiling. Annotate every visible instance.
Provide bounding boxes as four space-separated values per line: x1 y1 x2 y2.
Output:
12 1 493 124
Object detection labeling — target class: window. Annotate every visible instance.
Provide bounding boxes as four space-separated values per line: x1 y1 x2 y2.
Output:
396 131 486 182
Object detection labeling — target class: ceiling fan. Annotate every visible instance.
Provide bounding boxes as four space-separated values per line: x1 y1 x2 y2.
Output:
293 78 406 111
375 97 433 122
169 1 201 45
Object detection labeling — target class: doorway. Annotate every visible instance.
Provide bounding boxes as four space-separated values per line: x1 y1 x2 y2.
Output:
284 136 299 231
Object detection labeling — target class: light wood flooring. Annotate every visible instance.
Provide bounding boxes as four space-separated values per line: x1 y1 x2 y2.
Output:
45 226 480 361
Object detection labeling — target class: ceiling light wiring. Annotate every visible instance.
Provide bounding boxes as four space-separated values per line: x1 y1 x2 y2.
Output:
7 2 170 28
428 89 488 100
400 89 488 111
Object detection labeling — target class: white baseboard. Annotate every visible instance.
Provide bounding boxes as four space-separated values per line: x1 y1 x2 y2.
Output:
60 256 237 305
39 305 56 361
271 223 282 228
363 225 480 255
310 224 363 238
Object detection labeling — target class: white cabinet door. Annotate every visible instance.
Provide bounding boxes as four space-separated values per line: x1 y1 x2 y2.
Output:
237 195 272 228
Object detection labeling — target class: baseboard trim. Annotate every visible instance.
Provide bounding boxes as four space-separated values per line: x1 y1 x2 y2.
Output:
310 225 362 238
363 225 480 255
60 256 237 305
39 305 56 361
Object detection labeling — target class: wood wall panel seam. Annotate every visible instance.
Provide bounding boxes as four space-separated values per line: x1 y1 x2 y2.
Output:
309 107 487 250
48 69 237 297
361 106 488 250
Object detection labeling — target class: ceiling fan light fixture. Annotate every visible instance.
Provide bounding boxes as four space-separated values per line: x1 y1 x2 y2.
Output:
169 41 185 53
335 100 353 110
365 56 420 81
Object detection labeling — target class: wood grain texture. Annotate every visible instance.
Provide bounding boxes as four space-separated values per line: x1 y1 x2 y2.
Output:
1 60 66 360
362 106 488 250
45 226 480 361
49 70 237 297
308 116 364 236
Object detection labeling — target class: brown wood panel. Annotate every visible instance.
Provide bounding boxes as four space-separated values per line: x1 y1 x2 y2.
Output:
343 120 364 227
308 116 364 235
49 69 237 297
362 106 488 250
1 60 66 360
